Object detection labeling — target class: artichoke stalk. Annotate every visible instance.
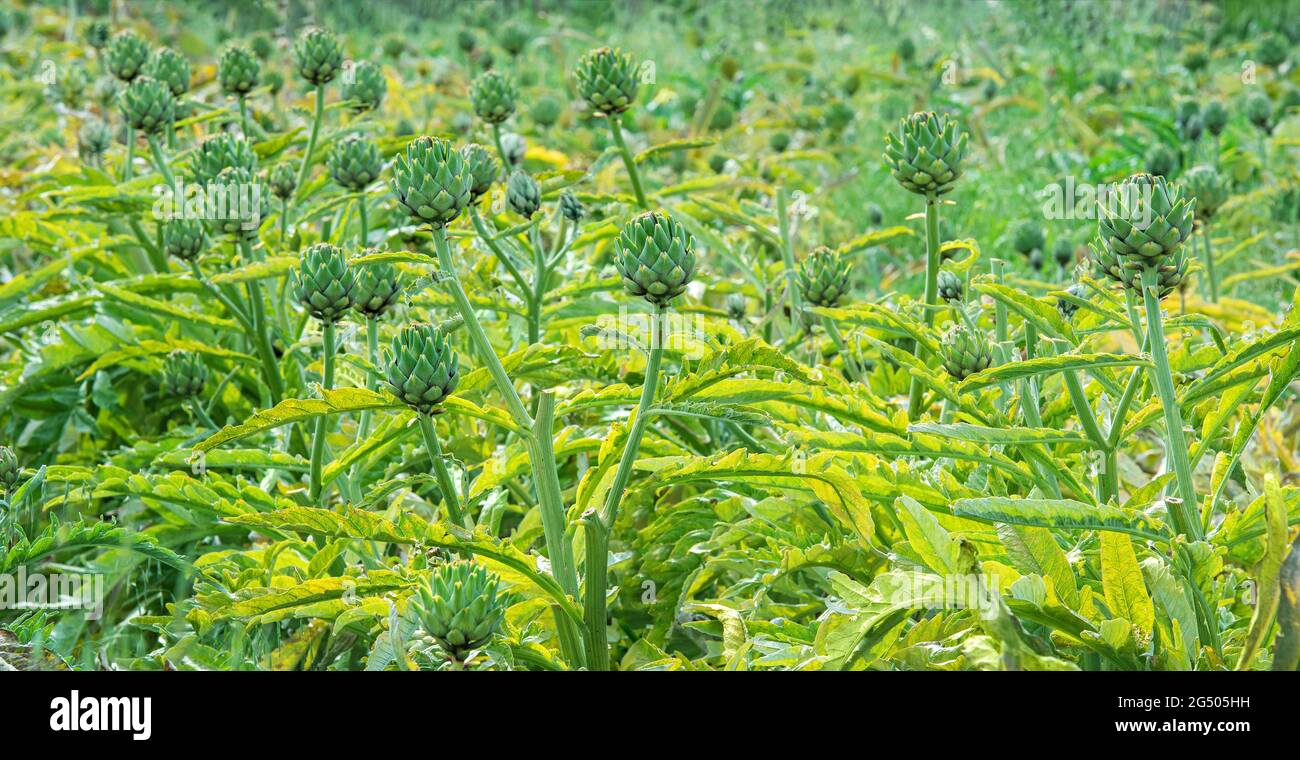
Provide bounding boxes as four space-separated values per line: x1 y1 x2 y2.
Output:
574 47 648 208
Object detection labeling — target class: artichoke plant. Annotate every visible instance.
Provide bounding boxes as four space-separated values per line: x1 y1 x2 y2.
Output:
218 45 260 96
1246 92 1272 133
385 322 460 414
613 211 698 306
1145 143 1179 178
191 133 258 185
343 60 386 112
293 243 356 322
1202 100 1228 137
106 29 150 82
162 350 208 398
391 136 473 228
882 111 967 197
1052 237 1076 270
940 325 992 380
352 263 403 319
470 70 518 125
163 219 207 262
506 170 540 218
84 19 110 51
1185 164 1227 220
1097 172 1194 282
78 118 113 161
0 445 19 495
797 246 852 308
936 269 963 302
460 143 499 202
294 27 343 86
149 48 191 97
1011 220 1045 256
560 190 585 222
328 135 383 192
412 562 506 663
574 47 641 115
119 76 175 136
269 163 297 201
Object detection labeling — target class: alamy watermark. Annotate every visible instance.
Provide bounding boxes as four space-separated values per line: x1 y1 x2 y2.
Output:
590 306 709 360
1037 177 1155 228
0 567 105 620
151 178 264 231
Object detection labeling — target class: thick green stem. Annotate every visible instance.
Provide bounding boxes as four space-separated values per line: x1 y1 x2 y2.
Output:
190 398 218 429
357 317 380 439
584 305 665 670
907 198 941 420
1140 269 1200 539
608 117 649 210
470 205 530 296
240 240 284 404
491 122 510 172
309 321 336 502
528 225 547 345
822 316 864 383
147 136 176 191
294 85 325 198
238 94 250 139
121 125 135 182
777 189 802 336
419 415 467 528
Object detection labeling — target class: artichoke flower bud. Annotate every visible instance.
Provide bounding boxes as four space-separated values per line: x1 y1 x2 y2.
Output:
725 293 747 321
269 163 297 201
218 45 260 97
531 95 562 128
107 29 150 83
613 211 698 306
865 203 884 226
940 325 992 381
883 111 967 197
119 76 175 136
500 21 529 57
470 70 518 125
250 33 274 60
1056 283 1088 321
1089 238 1189 300
1184 165 1227 221
936 269 963 303
1202 100 1228 136
210 166 267 239
412 561 506 662
391 136 473 228
343 60 386 112
293 243 356 323
457 30 477 54
1010 220 1045 256
0 445 20 494
500 132 526 168
1052 237 1075 269
149 47 191 97
294 27 343 86
797 246 852 308
1097 172 1194 272
162 350 208 399
163 219 208 262
1145 143 1178 179
328 134 383 192
574 47 641 116
78 118 113 159
191 133 258 185
559 190 585 222
1028 248 1045 272
460 143 499 203
352 262 403 319
84 19 110 50
1245 92 1272 133
506 170 540 218
385 322 460 414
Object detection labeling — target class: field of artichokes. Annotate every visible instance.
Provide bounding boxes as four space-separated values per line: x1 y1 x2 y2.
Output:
0 0 1298 673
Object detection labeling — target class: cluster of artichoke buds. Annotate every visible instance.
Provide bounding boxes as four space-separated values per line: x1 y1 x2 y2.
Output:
940 325 992 380
385 322 460 415
412 561 507 663
1090 172 1194 300
293 243 356 322
883 111 967 197
613 211 698 306
162 350 208 398
798 246 852 308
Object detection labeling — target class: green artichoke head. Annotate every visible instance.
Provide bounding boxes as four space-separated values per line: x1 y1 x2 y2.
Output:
218 44 260 97
1056 282 1088 321
1145 143 1179 178
798 246 852 308
574 47 641 116
613 211 698 306
106 29 150 82
84 19 111 50
119 76 175 136
936 269 963 303
460 143 499 203
210 166 268 239
163 218 208 262
413 561 506 662
500 21 529 57
78 117 113 159
940 325 992 381
470 70 518 125
0 445 19 494
294 27 343 86
506 170 540 218
149 47 191 97
1245 92 1272 132
1089 237 1189 300
1202 100 1228 136
1097 172 1195 271
1010 220 1046 255
293 243 356 322
391 136 473 228
162 350 208 398
352 261 403 319
531 95 563 128
1184 164 1227 220
559 190 585 222
191 133 258 185
343 60 386 112
725 292 747 321
1052 236 1076 268
883 111 967 197
385 322 460 414
269 163 297 201
328 134 383 192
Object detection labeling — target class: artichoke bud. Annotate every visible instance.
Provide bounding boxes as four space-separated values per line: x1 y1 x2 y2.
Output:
1052 237 1075 268
0 445 19 494
293 242 356 322
613 211 698 306
192 133 258 185
500 22 529 57
149 47 191 97
391 136 473 228
1057 283 1088 321
412 561 506 661
574 47 641 116
294 27 343 86
163 219 208 261
940 325 992 381
500 132 526 167
328 134 383 192
1184 164 1227 221
119 76 175 136
269 163 297 201
162 350 208 398
936 269 963 303
107 30 150 83
725 293 747 321
85 19 111 50
343 60 386 112
865 203 884 226
210 166 267 239
797 246 852 308
883 111 967 197
559 191 585 222
506 170 540 218
1202 100 1228 136
218 45 260 97
1245 92 1272 132
1011 220 1045 256
1028 248 1044 272
385 322 460 414
1145 143 1178 179
352 261 404 319
1097 172 1195 273
460 143 499 203
470 70 518 124
1089 238 1188 300
78 118 113 159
